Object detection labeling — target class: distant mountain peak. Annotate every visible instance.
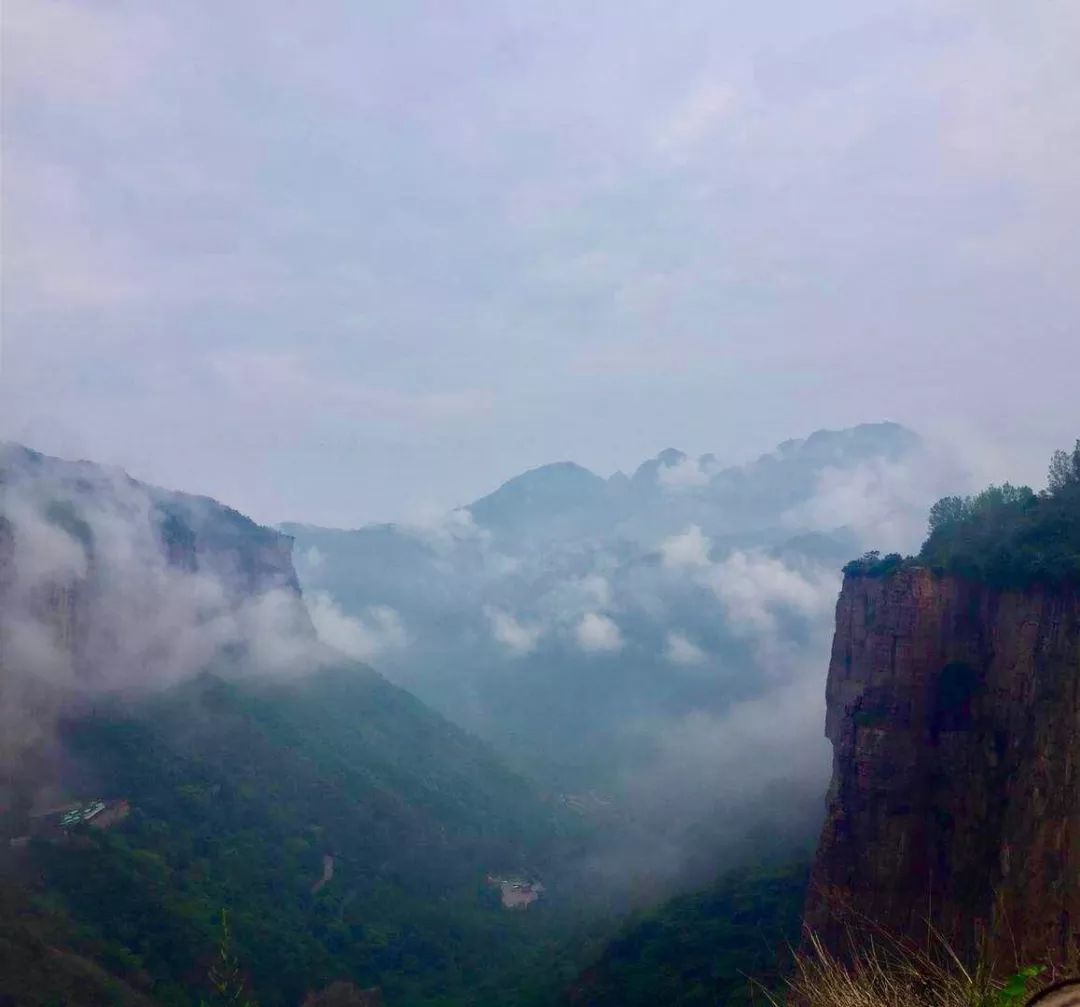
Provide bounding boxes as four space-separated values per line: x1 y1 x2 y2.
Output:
655 448 687 466
773 422 919 462
479 460 603 495
466 460 607 535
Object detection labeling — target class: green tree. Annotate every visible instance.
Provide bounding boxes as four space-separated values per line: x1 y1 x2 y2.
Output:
202 911 256 1007
928 496 969 534
1047 439 1080 494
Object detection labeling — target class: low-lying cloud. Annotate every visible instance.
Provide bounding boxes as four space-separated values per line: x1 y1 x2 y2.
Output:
660 524 712 569
664 631 707 666
485 606 542 656
704 549 838 635
308 593 407 662
658 456 713 490
0 453 336 782
575 611 624 653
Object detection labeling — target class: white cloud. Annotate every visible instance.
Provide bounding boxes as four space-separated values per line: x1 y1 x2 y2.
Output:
780 443 986 554
306 594 406 662
636 668 830 809
0 456 342 776
658 456 711 490
399 505 488 550
664 631 706 666
575 612 624 654
781 459 926 551
6 496 89 586
660 524 712 569
540 571 615 625
704 550 837 635
485 606 542 656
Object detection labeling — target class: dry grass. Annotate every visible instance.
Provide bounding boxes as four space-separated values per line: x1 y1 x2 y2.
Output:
762 928 1072 1007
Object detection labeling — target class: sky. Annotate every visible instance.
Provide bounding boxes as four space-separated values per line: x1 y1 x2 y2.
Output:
2 0 1078 527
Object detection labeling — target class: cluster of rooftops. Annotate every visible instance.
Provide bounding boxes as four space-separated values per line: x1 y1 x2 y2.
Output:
59 800 107 828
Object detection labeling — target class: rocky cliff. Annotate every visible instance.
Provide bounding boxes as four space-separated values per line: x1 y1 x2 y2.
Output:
804 566 1080 963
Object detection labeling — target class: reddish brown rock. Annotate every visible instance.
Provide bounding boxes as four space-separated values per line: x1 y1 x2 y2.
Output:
804 568 1080 964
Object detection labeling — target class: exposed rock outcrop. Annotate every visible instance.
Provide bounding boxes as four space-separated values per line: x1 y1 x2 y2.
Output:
804 567 1080 963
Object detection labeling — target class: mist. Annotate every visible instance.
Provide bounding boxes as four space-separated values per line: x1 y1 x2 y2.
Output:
283 422 980 883
0 444 361 795
0 424 1013 887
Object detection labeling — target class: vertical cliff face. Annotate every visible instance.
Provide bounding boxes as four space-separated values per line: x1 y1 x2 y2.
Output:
804 567 1080 962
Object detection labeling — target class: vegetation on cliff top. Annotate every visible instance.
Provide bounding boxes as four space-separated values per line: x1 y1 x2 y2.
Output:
844 439 1080 587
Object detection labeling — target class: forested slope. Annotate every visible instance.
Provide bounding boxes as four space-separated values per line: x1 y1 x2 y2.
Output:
11 665 592 1007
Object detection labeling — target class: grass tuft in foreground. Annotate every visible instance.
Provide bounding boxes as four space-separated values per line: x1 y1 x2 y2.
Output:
764 929 1076 1007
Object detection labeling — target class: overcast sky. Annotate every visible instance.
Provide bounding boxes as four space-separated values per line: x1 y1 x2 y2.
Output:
2 0 1078 526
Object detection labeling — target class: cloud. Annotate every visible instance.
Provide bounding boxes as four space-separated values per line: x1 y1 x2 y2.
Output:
660 524 712 568
484 606 541 656
664 631 706 666
781 459 930 551
0 452 331 777
306 593 407 661
629 665 830 821
400 505 489 550
704 550 838 635
780 441 991 554
657 456 711 490
4 495 89 586
537 570 616 627
575 612 624 653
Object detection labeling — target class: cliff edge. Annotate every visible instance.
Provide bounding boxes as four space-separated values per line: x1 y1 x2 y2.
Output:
804 566 1080 963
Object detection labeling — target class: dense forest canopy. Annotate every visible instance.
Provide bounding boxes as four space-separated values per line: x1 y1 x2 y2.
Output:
845 440 1080 587
3 669 603 1007
565 862 808 1007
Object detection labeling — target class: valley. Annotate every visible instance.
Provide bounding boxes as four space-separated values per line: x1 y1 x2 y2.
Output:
4 4 1077 1001
2 434 1078 1005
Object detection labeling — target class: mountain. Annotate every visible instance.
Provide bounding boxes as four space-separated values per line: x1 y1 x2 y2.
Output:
467 461 612 542
804 446 1080 965
0 443 594 1007
281 423 940 880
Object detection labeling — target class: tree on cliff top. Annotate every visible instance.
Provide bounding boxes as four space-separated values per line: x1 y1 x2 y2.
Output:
846 440 1080 586
1047 439 1080 495
914 439 1080 587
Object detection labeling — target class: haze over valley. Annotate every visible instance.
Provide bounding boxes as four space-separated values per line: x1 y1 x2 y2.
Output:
284 421 959 879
